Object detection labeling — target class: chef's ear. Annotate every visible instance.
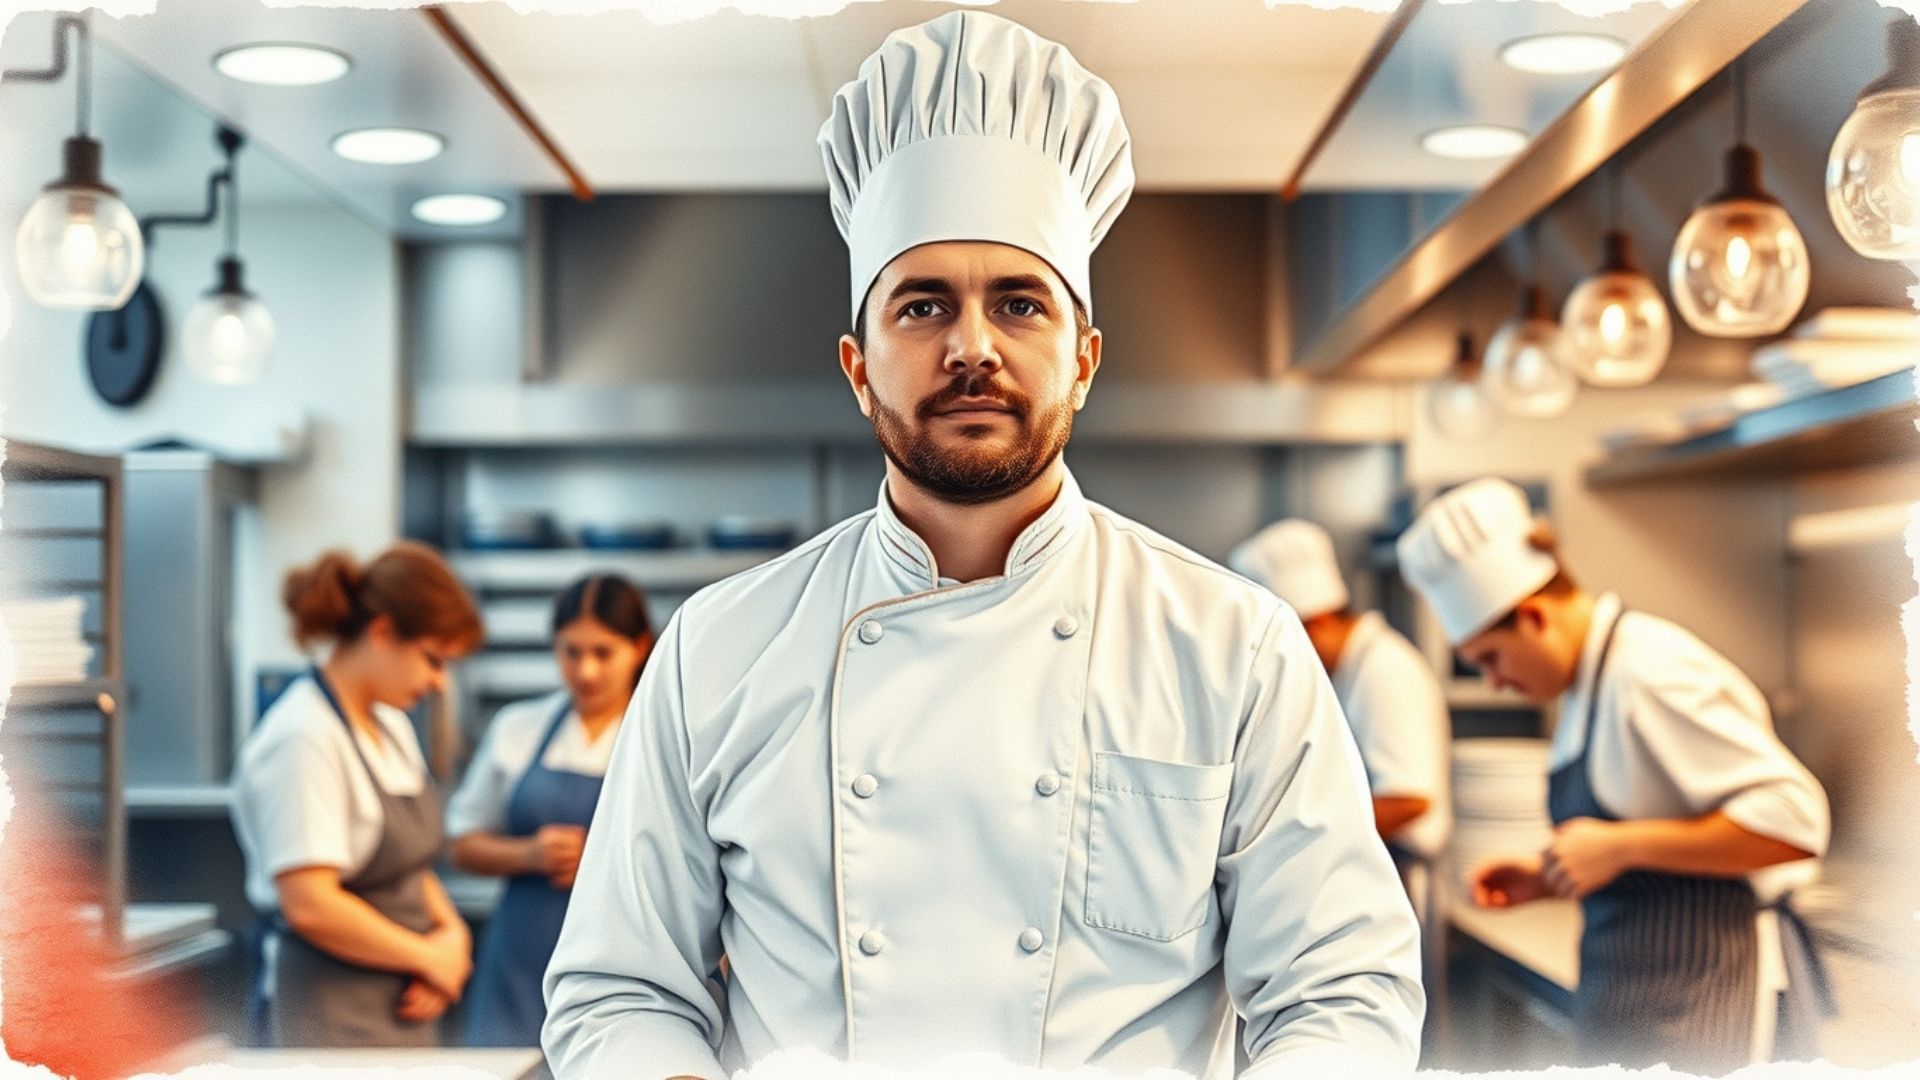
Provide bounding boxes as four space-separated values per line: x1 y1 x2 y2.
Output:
839 334 874 418
1511 597 1550 637
1073 326 1101 411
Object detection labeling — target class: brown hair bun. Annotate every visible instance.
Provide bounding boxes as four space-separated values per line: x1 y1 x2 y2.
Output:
282 542 483 653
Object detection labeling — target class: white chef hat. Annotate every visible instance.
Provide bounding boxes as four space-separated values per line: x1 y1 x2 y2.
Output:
1396 478 1559 645
1229 519 1351 620
817 9 1134 326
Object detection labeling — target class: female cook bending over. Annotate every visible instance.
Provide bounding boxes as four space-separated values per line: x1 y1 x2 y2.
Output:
448 573 654 1047
233 542 485 1047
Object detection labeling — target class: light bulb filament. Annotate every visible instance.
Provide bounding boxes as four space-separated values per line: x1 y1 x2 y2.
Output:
1901 130 1920 189
1599 302 1628 344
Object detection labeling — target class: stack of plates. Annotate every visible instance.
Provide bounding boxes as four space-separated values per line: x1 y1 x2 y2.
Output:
1752 307 1920 399
0 597 95 685
1445 737 1554 887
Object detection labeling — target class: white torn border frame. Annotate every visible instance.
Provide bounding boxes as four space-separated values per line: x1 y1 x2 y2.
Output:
0 0 1914 1078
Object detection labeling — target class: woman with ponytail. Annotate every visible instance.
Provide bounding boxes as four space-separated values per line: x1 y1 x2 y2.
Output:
232 542 484 1047
447 573 653 1048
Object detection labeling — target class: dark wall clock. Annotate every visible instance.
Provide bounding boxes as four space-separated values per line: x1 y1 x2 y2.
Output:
84 279 164 407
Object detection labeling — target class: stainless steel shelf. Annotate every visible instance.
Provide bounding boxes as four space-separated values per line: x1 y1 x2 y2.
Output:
1584 370 1918 487
451 547 780 593
6 678 121 712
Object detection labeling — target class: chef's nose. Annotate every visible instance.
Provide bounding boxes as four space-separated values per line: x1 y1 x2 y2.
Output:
943 305 1003 375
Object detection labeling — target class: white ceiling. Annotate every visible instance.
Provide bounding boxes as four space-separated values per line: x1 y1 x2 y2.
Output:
29 0 1690 238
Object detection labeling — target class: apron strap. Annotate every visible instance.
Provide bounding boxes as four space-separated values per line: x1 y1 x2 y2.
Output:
1769 894 1838 1016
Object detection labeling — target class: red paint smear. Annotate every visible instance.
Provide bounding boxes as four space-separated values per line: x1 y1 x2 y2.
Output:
1 801 200 1079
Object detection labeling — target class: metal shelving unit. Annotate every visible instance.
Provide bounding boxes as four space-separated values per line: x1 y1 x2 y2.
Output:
1 441 127 948
1584 369 1918 487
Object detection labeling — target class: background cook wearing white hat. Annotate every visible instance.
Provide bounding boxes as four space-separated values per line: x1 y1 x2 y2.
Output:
1230 519 1452 864
1397 478 1831 1073
544 10 1422 1078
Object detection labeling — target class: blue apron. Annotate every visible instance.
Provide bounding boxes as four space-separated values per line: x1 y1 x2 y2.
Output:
1550 608 1832 1070
464 699 607 1047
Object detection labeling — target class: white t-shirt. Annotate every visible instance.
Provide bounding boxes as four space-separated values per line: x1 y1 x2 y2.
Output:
1330 612 1453 860
231 675 430 912
444 691 624 839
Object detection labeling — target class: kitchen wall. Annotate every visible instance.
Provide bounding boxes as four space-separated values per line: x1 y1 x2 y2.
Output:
0 19 404 746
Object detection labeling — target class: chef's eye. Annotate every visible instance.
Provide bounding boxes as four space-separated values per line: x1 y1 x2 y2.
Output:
1003 297 1044 318
900 299 944 319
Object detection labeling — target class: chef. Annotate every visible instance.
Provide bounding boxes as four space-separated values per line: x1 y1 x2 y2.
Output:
1396 478 1831 1071
1230 518 1453 1025
543 10 1421 1078
449 573 654 1047
1230 519 1452 865
232 542 484 1047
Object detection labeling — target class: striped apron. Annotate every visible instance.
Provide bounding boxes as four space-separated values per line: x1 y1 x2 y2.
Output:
1547 608 1759 1073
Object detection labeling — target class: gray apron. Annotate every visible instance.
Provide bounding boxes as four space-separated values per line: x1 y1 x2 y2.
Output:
269 669 447 1047
1547 608 1759 1073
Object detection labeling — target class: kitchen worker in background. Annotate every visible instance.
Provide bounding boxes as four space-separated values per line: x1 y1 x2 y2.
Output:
232 542 485 1047
1229 519 1452 866
1229 518 1452 1005
544 11 1422 1078
1397 478 1831 1073
449 573 655 1048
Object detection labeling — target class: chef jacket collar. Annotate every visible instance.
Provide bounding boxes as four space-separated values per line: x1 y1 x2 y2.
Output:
1333 610 1386 684
874 466 1089 590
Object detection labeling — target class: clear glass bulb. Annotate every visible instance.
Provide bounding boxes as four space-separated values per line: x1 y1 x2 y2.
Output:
184 288 274 385
1562 259 1673 388
1482 299 1577 419
14 186 143 310
1670 187 1811 338
1826 86 1920 260
1427 374 1500 440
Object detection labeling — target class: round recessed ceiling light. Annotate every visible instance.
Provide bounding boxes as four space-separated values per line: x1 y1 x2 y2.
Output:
213 43 352 86
1499 32 1629 76
412 194 508 227
1420 124 1531 160
333 128 446 165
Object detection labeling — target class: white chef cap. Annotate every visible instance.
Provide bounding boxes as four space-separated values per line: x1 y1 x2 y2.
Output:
1229 519 1351 620
1397 478 1560 645
818 9 1134 326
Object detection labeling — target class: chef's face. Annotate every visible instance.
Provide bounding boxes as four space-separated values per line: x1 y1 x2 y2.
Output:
555 615 651 718
1457 601 1577 703
839 241 1101 506
362 616 461 711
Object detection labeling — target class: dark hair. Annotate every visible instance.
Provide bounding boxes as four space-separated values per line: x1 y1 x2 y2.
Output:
852 295 1093 352
552 573 654 640
283 542 484 652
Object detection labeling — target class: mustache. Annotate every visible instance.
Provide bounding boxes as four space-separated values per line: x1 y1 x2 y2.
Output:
914 374 1030 422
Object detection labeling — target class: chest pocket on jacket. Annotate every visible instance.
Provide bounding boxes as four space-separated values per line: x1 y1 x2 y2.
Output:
1084 750 1235 941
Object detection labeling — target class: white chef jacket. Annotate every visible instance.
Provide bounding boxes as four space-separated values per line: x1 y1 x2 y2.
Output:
1552 593 1829 865
446 691 621 838
1329 612 1452 862
231 674 430 912
544 470 1423 1078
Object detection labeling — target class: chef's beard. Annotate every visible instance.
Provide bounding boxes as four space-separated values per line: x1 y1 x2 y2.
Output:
868 373 1075 507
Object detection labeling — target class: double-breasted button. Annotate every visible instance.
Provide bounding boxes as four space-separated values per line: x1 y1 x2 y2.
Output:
858 930 887 956
1053 615 1079 639
1035 771 1062 796
858 620 884 644
1018 927 1044 953
852 774 879 798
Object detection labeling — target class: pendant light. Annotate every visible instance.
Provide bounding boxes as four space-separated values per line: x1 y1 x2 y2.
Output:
1430 331 1500 440
1562 164 1672 388
1669 60 1810 337
1482 223 1577 419
7 16 143 311
182 128 272 385
1825 18 1920 260
1428 270 1499 440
